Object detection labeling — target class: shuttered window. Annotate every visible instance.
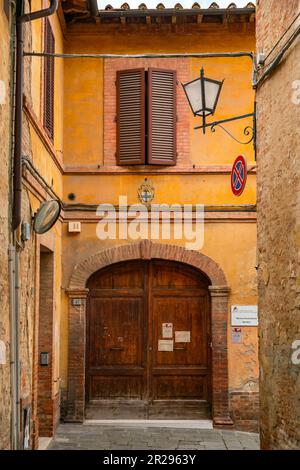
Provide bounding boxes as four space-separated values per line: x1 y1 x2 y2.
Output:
148 68 177 165
43 19 55 141
117 69 146 165
116 68 177 166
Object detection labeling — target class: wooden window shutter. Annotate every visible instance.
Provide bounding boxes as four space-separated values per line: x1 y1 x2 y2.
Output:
43 18 55 141
117 69 146 165
148 68 177 165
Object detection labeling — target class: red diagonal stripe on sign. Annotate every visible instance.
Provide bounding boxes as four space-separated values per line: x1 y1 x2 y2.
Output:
233 166 243 186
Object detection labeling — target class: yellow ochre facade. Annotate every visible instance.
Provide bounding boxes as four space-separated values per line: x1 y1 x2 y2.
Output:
0 1 258 449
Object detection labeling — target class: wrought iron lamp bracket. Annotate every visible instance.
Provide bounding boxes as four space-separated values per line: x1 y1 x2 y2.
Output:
210 122 254 145
194 109 256 154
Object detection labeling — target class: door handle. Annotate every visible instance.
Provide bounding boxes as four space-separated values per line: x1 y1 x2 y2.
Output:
174 347 186 351
109 347 124 352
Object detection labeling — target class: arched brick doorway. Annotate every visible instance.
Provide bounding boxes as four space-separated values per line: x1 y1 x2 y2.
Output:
66 241 232 426
86 259 211 419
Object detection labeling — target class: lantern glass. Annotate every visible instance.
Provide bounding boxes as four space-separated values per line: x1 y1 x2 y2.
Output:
204 79 222 113
182 78 204 116
182 69 224 117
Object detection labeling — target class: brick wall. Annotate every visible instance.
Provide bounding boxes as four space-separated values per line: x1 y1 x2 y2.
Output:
66 241 233 426
230 391 259 432
37 250 57 436
256 0 299 53
0 4 11 450
104 58 190 167
256 0 300 449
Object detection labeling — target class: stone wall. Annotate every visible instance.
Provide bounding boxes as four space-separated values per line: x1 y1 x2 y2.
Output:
0 1 12 450
18 4 64 448
256 0 300 449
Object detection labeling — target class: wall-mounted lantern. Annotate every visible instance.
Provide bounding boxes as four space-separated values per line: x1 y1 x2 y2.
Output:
182 68 256 150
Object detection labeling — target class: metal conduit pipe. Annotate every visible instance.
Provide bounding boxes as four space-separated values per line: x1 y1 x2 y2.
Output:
24 51 254 60
253 23 300 89
23 51 256 84
88 0 99 18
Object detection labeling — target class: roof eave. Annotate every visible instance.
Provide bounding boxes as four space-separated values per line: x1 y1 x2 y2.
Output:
97 7 255 18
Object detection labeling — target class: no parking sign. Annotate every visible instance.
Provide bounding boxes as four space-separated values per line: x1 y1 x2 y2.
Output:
231 155 247 196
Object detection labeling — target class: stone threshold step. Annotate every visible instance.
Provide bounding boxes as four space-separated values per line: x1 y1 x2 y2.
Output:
83 419 213 429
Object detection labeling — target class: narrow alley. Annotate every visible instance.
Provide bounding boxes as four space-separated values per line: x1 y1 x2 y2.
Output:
47 424 259 451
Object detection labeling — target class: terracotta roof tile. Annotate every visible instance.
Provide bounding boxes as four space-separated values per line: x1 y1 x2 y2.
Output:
99 1 256 11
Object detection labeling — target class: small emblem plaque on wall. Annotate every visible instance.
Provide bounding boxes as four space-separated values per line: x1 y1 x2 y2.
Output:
231 327 242 344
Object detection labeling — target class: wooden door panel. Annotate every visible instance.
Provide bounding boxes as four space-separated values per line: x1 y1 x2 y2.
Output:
87 261 148 401
153 296 208 366
152 294 210 400
90 375 144 399
88 296 146 400
152 262 207 289
86 259 211 409
90 298 143 367
88 262 145 289
153 375 208 400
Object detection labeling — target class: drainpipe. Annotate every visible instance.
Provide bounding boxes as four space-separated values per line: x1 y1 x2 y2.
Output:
88 0 99 18
10 0 58 450
9 246 19 451
12 0 58 230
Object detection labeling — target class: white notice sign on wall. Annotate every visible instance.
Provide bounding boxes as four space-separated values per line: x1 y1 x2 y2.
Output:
0 340 6 365
175 331 191 343
158 340 174 352
162 323 173 338
231 305 258 327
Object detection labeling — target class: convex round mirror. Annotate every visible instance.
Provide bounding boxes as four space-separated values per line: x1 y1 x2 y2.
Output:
33 200 61 234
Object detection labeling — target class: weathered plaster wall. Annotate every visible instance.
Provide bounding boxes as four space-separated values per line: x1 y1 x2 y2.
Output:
63 26 255 169
61 20 258 430
256 0 300 449
0 0 12 450
16 0 64 448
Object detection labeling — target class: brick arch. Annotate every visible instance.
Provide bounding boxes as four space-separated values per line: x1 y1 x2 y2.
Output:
66 241 232 427
69 240 228 289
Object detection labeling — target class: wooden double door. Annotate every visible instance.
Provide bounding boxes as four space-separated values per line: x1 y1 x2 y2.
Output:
86 260 211 411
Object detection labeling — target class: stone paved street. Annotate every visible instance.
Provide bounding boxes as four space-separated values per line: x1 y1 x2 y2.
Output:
48 424 260 450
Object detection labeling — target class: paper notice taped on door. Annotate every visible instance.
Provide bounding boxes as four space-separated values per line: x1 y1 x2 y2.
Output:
0 340 6 365
162 323 173 338
175 331 191 343
158 339 174 352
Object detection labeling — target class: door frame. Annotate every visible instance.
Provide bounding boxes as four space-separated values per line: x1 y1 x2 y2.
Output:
85 259 212 406
65 241 232 426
